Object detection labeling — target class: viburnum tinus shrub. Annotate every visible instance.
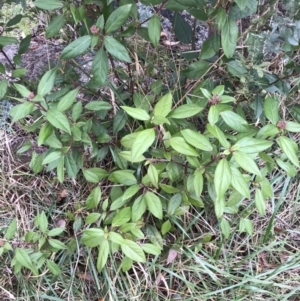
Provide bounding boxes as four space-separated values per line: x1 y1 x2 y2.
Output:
3 0 300 274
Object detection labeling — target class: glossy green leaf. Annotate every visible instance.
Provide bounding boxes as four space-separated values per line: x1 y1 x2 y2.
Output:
230 166 250 198
108 170 137 186
56 157 64 183
214 158 231 199
46 109 71 134
113 109 127 134
61 36 91 59
34 0 63 10
121 106 150 120
131 128 155 161
15 248 36 273
5 218 17 240
112 207 131 227
221 17 238 58
10 102 35 123
97 240 109 272
108 232 125 244
170 137 198 156
193 171 204 198
37 68 57 96
256 124 279 138
154 92 172 117
173 12 193 44
141 243 161 255
145 191 162 219
206 124 231 149
255 189 266 215
48 227 65 236
82 228 104 247
46 260 61 275
220 110 248 132
167 193 182 215
220 218 231 238
86 187 102 209
83 168 109 183
85 213 101 225
181 129 212 151
48 239 67 250
168 104 203 119
148 14 161 47
14 83 31 98
46 14 65 38
285 121 300 132
161 220 172 235
121 239 146 262
234 137 273 154
105 4 132 33
132 195 147 222
57 88 79 112
0 37 18 46
148 164 159 188
72 101 82 121
91 48 109 87
276 136 299 167
42 151 62 165
38 123 53 146
208 105 219 125
233 151 261 176
264 96 279 124
85 101 112 111
104 36 131 62
215 197 225 219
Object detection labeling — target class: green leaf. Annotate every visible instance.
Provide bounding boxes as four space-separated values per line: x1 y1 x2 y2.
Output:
48 238 67 250
148 164 158 188
256 124 279 138
145 191 163 219
221 18 238 58
104 36 131 63
161 220 172 235
121 239 146 262
108 170 137 186
56 157 64 183
14 83 31 98
6 14 23 27
97 240 109 272
214 158 232 199
239 218 253 235
0 79 8 99
193 170 204 198
9 102 35 123
170 137 198 156
108 232 125 244
167 193 182 215
48 227 65 236
72 101 82 121
42 151 62 165
45 134 63 148
220 218 231 239
208 105 219 125
132 195 147 222
46 109 71 134
34 0 63 10
264 96 279 124
131 128 155 161
121 256 133 272
15 248 36 273
148 14 161 47
5 218 17 240
17 141 32 154
113 109 127 134
37 68 57 97
91 48 109 87
29 152 44 174
220 110 248 132
0 36 18 46
285 121 300 132
46 14 65 38
46 260 61 275
61 36 91 59
82 228 104 247
173 12 193 44
227 60 247 76
105 4 132 33
215 197 225 219
83 168 109 183
85 101 112 111
112 207 131 227
234 137 273 154
233 151 261 176
235 0 248 10
121 106 150 121
38 123 53 146
276 136 299 167
255 189 266 215
183 60 211 79
85 213 101 225
153 92 172 117
181 129 212 151
230 166 250 198
141 243 161 255
57 88 79 112
168 104 203 119
86 187 102 209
